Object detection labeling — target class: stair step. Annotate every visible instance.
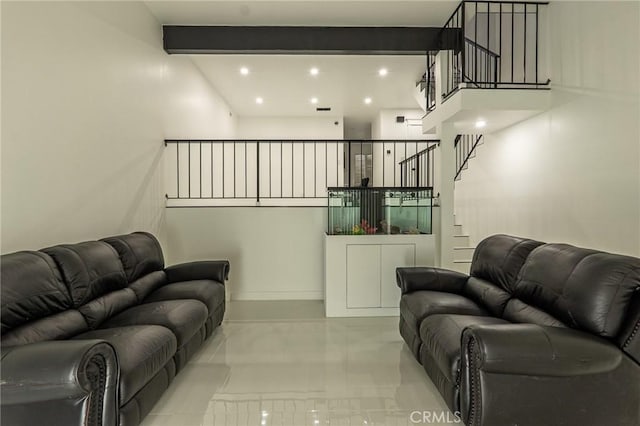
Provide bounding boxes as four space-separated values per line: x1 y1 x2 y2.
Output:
453 224 463 236
454 247 474 262
453 235 470 246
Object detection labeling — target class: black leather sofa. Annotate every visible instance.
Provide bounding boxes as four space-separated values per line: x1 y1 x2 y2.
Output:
1 232 229 426
397 234 640 426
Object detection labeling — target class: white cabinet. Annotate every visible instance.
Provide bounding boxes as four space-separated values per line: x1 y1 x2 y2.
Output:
324 234 435 317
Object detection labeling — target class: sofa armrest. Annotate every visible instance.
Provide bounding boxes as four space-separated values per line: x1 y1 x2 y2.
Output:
165 260 230 284
459 324 640 426
1 340 119 426
396 267 468 294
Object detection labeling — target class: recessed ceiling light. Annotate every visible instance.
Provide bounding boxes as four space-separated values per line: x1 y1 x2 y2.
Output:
255 97 264 104
378 68 388 77
310 97 319 104
364 97 372 105
475 119 487 128
310 67 319 76
240 67 249 76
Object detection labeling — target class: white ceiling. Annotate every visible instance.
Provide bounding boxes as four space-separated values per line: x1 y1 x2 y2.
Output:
145 1 459 121
145 1 459 27
189 54 427 120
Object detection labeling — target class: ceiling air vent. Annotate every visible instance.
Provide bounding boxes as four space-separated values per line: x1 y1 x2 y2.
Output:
396 116 405 123
316 107 331 112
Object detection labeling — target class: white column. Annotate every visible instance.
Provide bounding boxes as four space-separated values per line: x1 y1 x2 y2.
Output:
436 122 457 269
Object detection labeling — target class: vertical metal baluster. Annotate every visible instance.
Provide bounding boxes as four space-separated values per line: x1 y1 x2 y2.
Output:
535 4 540 85
335 142 338 188
244 141 248 198
499 3 502 83
176 143 180 198
256 142 260 203
291 142 294 197
523 3 527 83
222 142 225 198
461 3 466 86
511 3 515 83
325 142 328 191
210 142 214 198
474 1 478 82
269 142 272 198
199 141 202 198
188 142 191 198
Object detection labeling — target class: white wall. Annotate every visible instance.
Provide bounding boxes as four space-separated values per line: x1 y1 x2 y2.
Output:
455 1 640 256
236 116 343 139
373 109 426 140
165 207 326 300
164 116 343 299
1 2 235 253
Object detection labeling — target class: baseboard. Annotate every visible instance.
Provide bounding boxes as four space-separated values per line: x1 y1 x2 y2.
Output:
232 291 323 301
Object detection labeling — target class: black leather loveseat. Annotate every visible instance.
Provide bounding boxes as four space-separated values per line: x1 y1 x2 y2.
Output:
397 234 640 426
1 232 229 426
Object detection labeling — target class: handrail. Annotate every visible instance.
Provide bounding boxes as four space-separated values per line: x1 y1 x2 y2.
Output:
465 37 500 58
454 134 483 181
398 143 439 165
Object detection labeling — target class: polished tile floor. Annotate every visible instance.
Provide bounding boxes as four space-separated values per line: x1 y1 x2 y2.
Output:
141 301 453 426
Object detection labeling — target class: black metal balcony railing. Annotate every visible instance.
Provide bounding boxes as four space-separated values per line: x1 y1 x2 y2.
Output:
164 139 439 206
425 52 437 113
440 0 550 101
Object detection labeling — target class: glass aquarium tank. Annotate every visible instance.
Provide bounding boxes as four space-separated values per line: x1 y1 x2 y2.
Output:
327 187 433 235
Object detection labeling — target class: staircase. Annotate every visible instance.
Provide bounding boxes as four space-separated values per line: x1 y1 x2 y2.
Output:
413 75 427 112
455 134 484 181
451 219 474 274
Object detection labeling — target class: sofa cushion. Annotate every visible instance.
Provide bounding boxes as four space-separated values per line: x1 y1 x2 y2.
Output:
78 288 138 329
1 310 88 347
513 244 640 338
143 280 225 316
102 232 164 282
101 300 208 347
400 291 487 336
419 314 509 383
502 299 566 327
42 242 127 307
129 271 168 302
463 277 512 317
74 325 176 405
470 234 544 292
1 251 72 335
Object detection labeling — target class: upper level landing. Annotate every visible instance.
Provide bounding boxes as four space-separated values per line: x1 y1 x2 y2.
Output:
422 87 550 134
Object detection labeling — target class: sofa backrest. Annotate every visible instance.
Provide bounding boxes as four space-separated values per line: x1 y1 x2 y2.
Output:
42 241 136 329
512 243 640 340
470 234 544 292
102 232 167 302
0 251 89 346
101 232 164 282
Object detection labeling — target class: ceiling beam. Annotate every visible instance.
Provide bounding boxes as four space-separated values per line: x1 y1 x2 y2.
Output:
163 26 461 55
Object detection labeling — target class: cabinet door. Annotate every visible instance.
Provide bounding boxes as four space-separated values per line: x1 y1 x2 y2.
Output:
380 244 415 308
346 245 381 308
